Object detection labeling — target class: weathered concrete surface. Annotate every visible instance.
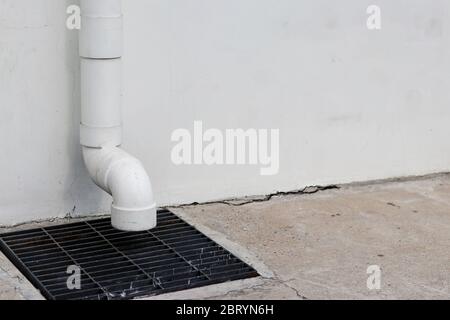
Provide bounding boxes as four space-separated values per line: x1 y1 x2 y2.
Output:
0 252 44 300
162 173 450 300
1 174 450 300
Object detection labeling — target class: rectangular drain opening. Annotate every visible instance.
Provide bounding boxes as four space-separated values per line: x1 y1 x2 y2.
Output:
0 209 259 300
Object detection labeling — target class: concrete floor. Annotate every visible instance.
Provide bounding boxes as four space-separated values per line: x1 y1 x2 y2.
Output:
1 174 450 300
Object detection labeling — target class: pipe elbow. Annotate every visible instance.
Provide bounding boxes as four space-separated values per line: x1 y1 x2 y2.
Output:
82 146 156 231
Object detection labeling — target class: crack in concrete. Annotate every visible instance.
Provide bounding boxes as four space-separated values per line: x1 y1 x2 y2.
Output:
281 279 308 300
206 279 275 300
173 185 340 208
0 213 109 230
270 270 308 300
206 273 308 300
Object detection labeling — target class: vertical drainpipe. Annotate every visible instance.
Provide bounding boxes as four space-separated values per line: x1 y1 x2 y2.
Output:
79 0 157 231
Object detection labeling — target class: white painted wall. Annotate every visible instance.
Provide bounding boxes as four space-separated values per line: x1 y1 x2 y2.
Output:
1 0 450 225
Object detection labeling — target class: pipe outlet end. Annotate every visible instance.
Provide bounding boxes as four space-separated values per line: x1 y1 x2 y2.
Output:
111 203 157 232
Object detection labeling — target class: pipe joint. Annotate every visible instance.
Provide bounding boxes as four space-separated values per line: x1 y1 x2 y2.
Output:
82 146 157 231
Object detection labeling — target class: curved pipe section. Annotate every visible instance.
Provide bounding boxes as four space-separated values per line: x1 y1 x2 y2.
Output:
82 146 156 231
79 0 156 231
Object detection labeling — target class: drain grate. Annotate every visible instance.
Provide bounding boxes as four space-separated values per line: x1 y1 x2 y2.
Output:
0 209 258 300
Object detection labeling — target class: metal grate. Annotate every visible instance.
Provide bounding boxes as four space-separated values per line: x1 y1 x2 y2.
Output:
0 209 258 300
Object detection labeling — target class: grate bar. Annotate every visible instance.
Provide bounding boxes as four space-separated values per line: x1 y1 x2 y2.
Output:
146 228 213 282
83 221 164 291
0 210 258 300
40 229 108 296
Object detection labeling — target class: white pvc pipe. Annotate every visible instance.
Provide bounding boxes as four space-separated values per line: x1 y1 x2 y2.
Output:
82 147 156 231
79 0 122 59
80 58 122 147
79 0 156 231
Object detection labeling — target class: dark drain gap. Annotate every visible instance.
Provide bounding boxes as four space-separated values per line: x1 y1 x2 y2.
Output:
0 209 259 300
